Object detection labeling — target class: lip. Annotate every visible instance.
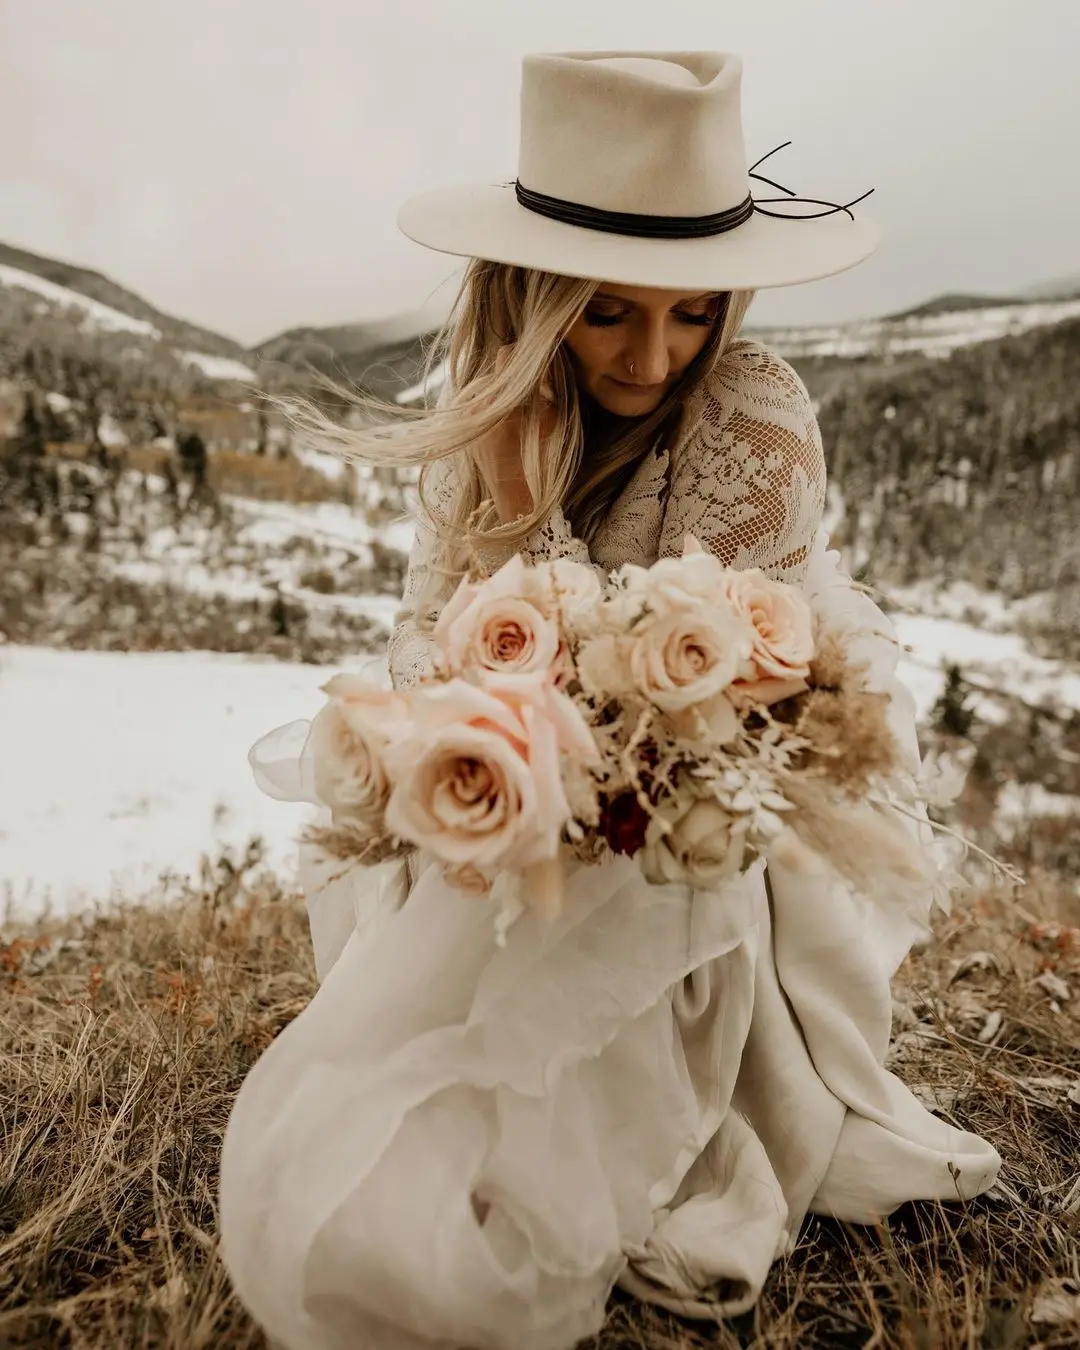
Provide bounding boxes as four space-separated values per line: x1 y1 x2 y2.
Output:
610 377 666 393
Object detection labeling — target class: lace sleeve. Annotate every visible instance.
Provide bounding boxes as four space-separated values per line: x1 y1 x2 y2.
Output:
519 508 592 566
386 456 461 690
657 339 827 586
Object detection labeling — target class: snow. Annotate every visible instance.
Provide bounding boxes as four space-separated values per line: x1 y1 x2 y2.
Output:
0 267 258 383
892 614 1080 722
4 595 1079 920
0 645 389 922
292 443 349 480
753 297 1080 360
0 263 160 339
179 350 259 383
97 412 129 448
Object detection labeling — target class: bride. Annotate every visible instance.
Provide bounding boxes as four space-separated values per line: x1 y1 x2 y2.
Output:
218 50 1001 1350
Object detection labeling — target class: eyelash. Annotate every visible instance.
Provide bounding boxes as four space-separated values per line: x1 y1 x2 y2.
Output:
584 312 714 329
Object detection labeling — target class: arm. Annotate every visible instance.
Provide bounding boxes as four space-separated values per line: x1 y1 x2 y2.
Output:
387 455 460 690
387 459 597 691
657 339 827 583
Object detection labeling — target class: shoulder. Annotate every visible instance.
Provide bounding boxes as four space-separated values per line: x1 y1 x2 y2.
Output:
697 337 818 433
671 338 822 475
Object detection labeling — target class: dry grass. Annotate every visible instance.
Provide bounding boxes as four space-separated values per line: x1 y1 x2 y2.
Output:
45 442 351 505
1 851 1078 1349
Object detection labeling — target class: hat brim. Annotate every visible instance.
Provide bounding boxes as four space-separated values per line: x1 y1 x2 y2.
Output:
397 181 880 291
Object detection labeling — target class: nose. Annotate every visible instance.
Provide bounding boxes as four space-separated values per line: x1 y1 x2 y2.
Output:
626 319 673 384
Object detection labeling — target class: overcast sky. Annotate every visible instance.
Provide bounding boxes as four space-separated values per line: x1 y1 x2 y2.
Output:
1 0 1077 345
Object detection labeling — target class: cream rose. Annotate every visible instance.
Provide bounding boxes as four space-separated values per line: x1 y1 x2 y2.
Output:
641 797 748 888
629 607 753 713
723 569 815 706
383 677 577 870
308 676 412 830
526 558 604 634
612 533 729 625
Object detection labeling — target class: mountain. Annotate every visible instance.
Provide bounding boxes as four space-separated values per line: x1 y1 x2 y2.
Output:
0 241 254 374
251 324 437 404
883 292 1022 320
748 294 1080 364
1020 273 1080 302
252 295 453 404
4 236 1079 410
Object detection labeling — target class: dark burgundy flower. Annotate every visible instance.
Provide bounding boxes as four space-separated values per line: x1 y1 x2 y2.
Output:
599 791 651 856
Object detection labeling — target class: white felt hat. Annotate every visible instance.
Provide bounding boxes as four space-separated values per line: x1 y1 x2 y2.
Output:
397 51 880 291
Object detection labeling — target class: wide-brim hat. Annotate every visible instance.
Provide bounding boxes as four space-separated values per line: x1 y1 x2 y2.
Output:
397 51 880 293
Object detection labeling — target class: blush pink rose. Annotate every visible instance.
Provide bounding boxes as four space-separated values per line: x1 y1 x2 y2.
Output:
308 676 412 829
629 607 754 713
433 555 561 676
383 677 580 872
722 569 815 706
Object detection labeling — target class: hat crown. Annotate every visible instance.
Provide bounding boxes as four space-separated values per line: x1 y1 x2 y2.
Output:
517 51 750 220
590 56 703 88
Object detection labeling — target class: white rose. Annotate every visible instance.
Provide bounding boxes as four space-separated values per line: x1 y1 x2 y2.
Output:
525 558 604 634
382 678 574 871
641 797 747 888
438 594 562 676
611 533 728 624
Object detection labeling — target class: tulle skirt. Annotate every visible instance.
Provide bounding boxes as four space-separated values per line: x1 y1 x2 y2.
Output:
218 839 1001 1350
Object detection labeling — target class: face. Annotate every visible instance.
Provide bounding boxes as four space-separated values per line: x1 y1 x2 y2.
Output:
561 283 724 415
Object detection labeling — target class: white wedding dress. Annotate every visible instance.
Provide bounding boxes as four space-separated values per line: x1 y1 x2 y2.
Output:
218 341 1001 1349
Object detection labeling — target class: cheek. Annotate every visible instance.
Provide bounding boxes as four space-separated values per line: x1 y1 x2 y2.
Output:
679 326 715 363
562 326 617 382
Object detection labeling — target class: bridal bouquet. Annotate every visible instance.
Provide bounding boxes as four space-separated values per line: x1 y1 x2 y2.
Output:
297 536 974 934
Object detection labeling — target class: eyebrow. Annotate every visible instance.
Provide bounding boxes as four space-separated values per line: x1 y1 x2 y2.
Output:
591 291 718 307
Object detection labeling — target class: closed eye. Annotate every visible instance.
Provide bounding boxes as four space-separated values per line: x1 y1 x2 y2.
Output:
584 311 714 329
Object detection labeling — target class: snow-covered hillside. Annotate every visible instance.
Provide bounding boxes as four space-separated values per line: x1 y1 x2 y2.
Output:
0 261 255 382
752 297 1080 360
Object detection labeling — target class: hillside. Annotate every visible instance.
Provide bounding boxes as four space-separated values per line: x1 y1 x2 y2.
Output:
3 238 1079 645
0 241 251 363
803 313 1080 651
885 291 1022 320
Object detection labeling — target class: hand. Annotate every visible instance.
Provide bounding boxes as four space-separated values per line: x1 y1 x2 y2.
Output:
467 344 556 525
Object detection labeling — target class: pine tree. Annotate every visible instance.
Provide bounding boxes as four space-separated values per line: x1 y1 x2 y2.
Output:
931 664 975 738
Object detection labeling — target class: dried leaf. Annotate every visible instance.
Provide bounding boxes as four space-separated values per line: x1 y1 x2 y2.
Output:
977 1010 1004 1043
1034 970 1072 1002
947 950 1005 986
1030 1280 1080 1326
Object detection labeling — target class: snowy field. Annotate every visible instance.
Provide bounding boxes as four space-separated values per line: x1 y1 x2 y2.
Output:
0 644 390 921
4 595 1080 921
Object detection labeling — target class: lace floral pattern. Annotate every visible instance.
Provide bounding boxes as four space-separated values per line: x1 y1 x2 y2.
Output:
386 340 827 690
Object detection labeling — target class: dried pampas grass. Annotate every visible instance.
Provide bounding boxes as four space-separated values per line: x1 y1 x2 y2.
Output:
778 776 936 902
301 821 409 867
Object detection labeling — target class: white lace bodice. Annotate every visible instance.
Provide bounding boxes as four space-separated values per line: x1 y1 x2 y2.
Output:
387 339 826 689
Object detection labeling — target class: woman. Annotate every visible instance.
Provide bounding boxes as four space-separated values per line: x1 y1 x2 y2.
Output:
219 51 1001 1350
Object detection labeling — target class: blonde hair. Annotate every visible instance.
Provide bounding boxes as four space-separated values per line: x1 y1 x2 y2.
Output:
281 261 755 613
